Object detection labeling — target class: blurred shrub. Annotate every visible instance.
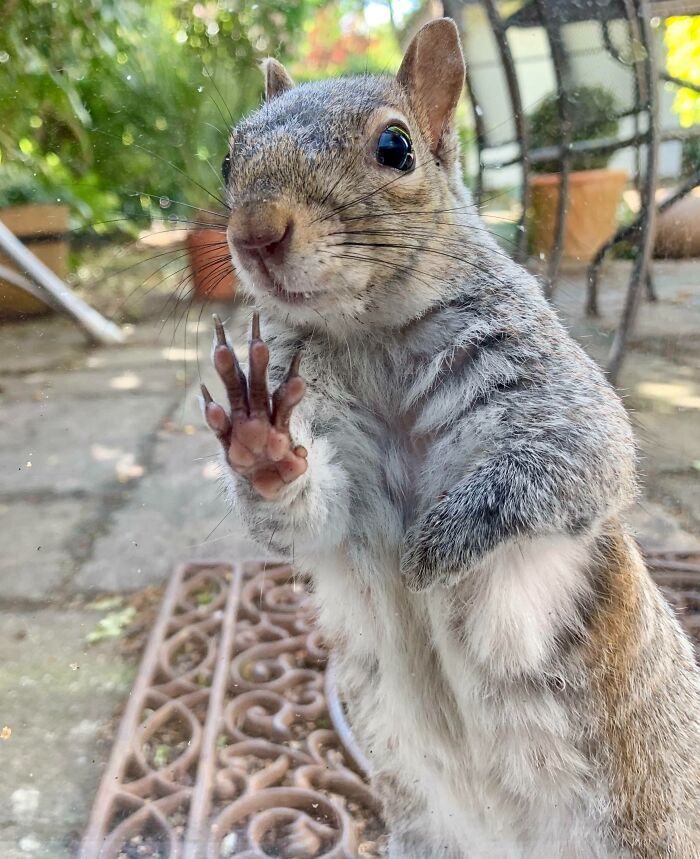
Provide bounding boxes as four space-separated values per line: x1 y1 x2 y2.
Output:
0 0 315 233
665 16 700 129
0 163 54 207
291 4 401 81
665 16 700 181
527 85 620 174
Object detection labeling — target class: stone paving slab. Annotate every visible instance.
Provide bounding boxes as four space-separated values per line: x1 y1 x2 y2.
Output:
0 609 135 859
80 340 204 373
0 392 176 496
624 500 700 553
0 362 188 403
0 498 87 602
1 317 89 376
552 259 700 343
633 408 700 474
73 393 262 594
647 473 700 537
0 265 699 859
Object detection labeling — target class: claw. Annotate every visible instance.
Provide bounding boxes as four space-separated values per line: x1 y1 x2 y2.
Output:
212 315 248 417
213 313 227 346
287 351 302 379
247 315 270 416
201 383 231 440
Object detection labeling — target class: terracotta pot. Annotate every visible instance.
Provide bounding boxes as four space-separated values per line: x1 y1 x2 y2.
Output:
0 203 70 317
528 169 627 262
186 227 237 301
654 187 700 258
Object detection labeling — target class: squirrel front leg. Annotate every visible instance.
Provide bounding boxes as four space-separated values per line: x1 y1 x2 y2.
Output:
202 315 350 554
401 442 611 591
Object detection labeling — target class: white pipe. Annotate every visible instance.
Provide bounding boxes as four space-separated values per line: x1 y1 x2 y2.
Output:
0 218 124 345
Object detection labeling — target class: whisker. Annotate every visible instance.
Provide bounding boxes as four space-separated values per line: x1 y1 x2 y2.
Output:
202 156 228 195
203 121 229 140
315 144 366 212
171 256 234 339
198 508 233 545
115 241 231 312
329 241 509 287
93 127 230 210
128 192 228 221
318 250 442 296
327 224 519 254
113 249 195 312
339 202 476 222
201 58 235 128
157 252 233 338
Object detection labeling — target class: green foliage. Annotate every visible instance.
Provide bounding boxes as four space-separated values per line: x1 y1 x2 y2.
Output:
665 16 700 128
0 163 54 207
86 606 136 643
527 85 620 174
0 0 316 232
664 16 700 177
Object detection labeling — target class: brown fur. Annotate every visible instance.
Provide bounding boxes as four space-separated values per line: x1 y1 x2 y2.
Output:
396 19 465 153
586 525 700 856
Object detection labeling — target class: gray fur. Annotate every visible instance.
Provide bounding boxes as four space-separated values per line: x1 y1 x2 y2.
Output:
210 30 700 858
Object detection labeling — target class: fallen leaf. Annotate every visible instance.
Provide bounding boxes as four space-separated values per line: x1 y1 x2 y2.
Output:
86 596 124 612
153 744 171 768
87 607 137 643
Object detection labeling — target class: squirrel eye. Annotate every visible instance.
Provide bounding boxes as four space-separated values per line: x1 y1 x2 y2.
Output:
376 125 414 172
222 153 231 183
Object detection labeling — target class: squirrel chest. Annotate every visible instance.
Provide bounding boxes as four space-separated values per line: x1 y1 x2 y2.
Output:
324 355 467 540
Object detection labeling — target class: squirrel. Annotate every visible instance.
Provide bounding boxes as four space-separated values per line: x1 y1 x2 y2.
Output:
201 18 700 859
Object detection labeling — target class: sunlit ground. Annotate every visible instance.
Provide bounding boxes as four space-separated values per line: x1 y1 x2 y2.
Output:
1 237 699 856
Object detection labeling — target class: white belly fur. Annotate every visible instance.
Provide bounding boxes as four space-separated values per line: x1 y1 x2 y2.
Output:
306 534 621 858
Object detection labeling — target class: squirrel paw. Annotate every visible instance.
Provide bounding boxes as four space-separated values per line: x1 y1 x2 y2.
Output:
400 517 468 592
400 536 443 592
202 313 307 500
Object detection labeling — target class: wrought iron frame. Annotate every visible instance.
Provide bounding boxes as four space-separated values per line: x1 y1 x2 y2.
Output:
458 0 700 382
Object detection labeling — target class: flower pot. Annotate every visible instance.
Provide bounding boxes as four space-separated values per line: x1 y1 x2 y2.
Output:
654 187 700 258
0 203 70 318
186 227 237 301
528 169 627 262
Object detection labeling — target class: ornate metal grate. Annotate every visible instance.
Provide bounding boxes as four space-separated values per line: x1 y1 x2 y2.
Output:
79 561 386 859
647 549 700 659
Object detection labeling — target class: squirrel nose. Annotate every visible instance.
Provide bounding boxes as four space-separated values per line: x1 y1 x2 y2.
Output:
228 203 293 265
235 223 292 262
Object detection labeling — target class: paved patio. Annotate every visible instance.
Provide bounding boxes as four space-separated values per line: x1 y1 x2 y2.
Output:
0 255 699 857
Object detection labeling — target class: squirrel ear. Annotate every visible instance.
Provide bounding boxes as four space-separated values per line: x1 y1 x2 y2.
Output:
397 18 465 156
261 58 294 100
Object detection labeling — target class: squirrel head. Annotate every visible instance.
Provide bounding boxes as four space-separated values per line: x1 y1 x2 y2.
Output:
224 18 472 334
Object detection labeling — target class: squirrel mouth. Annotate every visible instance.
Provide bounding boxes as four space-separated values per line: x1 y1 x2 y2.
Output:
269 281 317 305
237 250 316 305
256 265 322 306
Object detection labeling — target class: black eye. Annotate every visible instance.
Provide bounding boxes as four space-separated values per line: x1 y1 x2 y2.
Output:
222 153 231 183
376 125 414 171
